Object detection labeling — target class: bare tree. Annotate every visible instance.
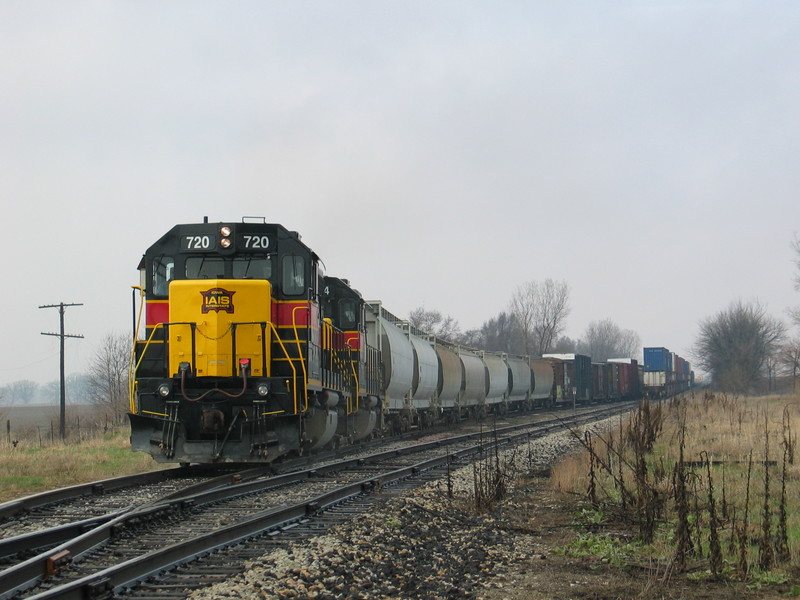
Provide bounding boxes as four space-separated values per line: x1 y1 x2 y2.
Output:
4 380 38 405
458 328 483 348
472 312 521 353
509 279 571 356
578 319 642 361
778 336 800 393
693 300 786 394
550 335 578 354
88 332 131 425
791 234 800 327
0 387 8 425
408 307 462 341
66 373 92 404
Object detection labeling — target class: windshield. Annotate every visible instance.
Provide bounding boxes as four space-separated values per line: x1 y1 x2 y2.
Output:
233 256 271 279
183 256 272 280
186 257 226 279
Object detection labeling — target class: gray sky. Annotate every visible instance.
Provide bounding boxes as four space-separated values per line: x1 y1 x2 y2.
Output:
2 1 799 387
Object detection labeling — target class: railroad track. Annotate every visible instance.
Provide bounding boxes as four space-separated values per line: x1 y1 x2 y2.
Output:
0 418 477 549
0 401 595 544
0 466 281 564
0 402 634 600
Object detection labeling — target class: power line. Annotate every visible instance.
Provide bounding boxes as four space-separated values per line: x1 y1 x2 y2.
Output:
39 302 84 441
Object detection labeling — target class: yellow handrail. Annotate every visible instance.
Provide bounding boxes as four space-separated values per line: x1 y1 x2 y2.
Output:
129 286 146 413
267 321 300 413
350 355 359 414
291 305 309 411
129 289 308 416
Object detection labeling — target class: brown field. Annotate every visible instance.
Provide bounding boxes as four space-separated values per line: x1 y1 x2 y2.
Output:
0 403 112 444
540 391 800 596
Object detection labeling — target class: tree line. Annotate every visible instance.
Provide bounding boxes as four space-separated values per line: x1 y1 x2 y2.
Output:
409 278 641 362
0 332 131 426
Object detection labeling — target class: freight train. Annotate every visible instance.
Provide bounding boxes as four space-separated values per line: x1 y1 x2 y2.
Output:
128 218 692 465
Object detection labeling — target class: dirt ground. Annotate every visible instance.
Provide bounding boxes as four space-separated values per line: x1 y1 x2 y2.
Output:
480 472 794 600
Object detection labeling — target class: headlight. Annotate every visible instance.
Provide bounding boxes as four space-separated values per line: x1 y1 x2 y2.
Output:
219 226 232 236
256 383 270 397
157 384 171 398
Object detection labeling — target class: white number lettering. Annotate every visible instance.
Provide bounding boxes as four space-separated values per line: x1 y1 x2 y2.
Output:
243 235 269 249
186 235 211 249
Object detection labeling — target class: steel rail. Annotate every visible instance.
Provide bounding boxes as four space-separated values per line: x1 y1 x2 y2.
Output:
22 451 481 600
0 466 273 566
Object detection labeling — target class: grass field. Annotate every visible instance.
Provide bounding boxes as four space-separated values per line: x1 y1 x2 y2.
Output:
552 391 800 581
0 404 164 503
0 403 113 443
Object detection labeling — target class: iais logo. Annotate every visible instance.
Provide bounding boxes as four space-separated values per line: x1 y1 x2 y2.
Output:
200 288 236 314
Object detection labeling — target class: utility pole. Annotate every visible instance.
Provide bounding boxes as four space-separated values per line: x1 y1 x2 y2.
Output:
40 302 84 441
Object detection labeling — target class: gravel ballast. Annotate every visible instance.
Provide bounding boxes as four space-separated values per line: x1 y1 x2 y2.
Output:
188 421 610 600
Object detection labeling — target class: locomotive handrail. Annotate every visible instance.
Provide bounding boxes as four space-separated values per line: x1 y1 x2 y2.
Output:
129 322 169 414
350 358 359 414
131 321 196 376
291 305 310 411
132 314 301 414
321 319 360 413
267 321 300 413
129 286 146 413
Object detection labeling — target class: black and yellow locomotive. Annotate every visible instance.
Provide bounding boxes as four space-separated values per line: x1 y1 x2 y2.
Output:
129 218 379 463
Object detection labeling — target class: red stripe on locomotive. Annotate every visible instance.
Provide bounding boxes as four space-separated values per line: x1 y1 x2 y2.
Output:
146 301 169 327
275 301 313 327
344 332 362 350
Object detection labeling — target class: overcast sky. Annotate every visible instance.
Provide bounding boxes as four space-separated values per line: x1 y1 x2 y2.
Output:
2 1 799 389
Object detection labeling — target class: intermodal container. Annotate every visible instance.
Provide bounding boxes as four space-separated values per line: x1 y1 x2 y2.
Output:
644 371 667 387
643 347 672 372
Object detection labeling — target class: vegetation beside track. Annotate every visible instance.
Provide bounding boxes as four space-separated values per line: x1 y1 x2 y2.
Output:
0 429 164 503
550 392 800 592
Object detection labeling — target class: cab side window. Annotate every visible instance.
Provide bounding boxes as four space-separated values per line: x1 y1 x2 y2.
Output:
339 299 358 330
282 255 306 295
152 256 174 297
